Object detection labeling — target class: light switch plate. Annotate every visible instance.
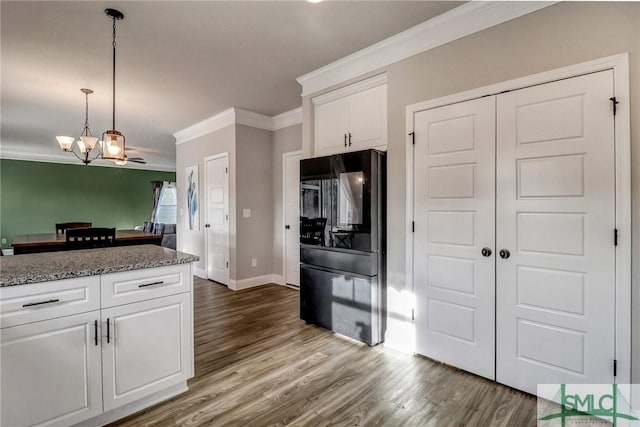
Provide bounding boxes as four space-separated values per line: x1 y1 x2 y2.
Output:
243 209 251 218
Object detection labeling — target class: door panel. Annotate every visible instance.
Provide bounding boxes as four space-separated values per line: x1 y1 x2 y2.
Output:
1 312 102 426
314 98 349 156
348 84 387 150
496 70 616 393
284 152 302 287
206 155 230 285
413 96 496 380
101 293 191 411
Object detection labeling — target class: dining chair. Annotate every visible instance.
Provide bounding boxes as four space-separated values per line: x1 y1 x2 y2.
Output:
56 222 92 235
153 223 165 235
142 221 152 232
65 227 116 250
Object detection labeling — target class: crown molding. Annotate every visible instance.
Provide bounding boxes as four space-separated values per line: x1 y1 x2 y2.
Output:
0 147 176 172
272 107 303 130
174 107 236 145
296 1 557 97
174 106 302 144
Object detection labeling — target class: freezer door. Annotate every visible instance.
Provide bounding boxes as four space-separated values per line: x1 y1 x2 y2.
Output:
300 264 382 346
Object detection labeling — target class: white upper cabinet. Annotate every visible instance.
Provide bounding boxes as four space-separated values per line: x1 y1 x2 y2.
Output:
313 74 387 156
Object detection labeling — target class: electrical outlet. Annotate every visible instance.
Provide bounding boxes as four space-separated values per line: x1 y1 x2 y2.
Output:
251 258 257 267
1 238 5 245
243 209 251 218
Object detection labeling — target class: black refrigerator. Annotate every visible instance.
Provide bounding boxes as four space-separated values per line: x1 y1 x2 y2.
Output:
299 149 386 346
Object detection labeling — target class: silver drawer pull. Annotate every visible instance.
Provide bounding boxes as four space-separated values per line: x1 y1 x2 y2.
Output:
138 281 164 288
22 298 60 308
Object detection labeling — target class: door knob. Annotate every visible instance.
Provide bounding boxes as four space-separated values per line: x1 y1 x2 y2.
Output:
285 225 291 229
481 247 492 257
499 249 511 259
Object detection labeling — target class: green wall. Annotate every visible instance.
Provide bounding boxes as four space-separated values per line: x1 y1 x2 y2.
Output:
0 159 175 248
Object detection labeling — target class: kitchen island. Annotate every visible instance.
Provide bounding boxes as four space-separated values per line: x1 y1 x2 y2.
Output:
0 245 199 427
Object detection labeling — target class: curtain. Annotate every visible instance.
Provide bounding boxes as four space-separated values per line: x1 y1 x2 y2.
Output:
150 181 165 223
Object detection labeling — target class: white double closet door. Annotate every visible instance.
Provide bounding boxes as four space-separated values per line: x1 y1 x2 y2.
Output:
413 70 616 394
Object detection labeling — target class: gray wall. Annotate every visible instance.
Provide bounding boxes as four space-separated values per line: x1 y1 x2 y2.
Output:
235 124 275 280
302 2 640 371
176 124 236 276
272 124 303 276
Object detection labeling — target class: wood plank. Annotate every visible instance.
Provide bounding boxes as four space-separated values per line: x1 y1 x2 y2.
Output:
109 278 536 426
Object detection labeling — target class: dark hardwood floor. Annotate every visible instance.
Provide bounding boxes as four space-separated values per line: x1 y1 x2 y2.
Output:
110 277 536 426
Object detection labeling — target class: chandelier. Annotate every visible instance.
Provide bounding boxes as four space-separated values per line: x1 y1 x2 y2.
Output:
56 8 126 165
56 88 100 165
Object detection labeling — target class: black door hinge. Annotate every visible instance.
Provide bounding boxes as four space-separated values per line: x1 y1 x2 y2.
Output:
225 167 228 173
412 221 415 233
411 308 415 321
409 132 415 145
614 359 617 377
226 261 229 268
614 228 618 246
610 97 619 116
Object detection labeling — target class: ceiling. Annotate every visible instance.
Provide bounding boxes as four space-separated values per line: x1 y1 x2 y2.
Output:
1 1 462 171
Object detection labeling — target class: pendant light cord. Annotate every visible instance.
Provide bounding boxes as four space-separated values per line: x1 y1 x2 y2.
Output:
112 17 117 130
83 91 90 136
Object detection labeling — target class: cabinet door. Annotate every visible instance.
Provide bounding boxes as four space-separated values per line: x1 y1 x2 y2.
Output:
101 293 192 411
347 84 387 150
1 312 102 426
314 97 349 156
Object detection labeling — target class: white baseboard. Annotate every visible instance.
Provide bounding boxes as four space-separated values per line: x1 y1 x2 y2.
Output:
271 274 285 286
193 266 207 279
228 274 288 291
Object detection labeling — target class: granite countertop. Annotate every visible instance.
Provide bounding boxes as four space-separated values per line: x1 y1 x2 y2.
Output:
0 244 199 287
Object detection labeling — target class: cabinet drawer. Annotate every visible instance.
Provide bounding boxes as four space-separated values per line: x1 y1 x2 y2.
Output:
101 264 192 307
0 276 101 328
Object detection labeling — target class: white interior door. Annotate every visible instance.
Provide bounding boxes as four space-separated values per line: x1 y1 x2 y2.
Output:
206 155 230 285
413 96 496 380
496 70 616 393
283 151 302 287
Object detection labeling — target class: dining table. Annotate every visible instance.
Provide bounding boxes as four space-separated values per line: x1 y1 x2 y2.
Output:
11 229 163 255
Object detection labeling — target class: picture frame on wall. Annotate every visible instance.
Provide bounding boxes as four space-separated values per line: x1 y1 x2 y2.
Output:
186 165 199 231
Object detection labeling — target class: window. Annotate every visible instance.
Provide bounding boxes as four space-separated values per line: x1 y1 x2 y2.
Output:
155 182 177 224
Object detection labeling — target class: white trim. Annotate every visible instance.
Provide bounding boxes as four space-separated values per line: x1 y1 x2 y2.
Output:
204 152 231 287
235 108 273 131
192 266 207 280
282 150 303 288
296 1 556 97
404 53 631 386
271 274 285 286
273 107 303 130
174 108 236 144
0 149 176 172
174 107 303 144
228 274 277 291
311 74 387 106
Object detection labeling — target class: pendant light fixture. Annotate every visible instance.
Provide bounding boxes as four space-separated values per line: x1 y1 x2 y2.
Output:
101 8 126 162
56 88 101 165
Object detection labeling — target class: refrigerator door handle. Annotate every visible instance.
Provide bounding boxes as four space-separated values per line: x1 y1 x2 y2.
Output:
300 263 375 280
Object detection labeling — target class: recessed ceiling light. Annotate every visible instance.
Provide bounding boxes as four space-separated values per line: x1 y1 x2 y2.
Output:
308 0 323 3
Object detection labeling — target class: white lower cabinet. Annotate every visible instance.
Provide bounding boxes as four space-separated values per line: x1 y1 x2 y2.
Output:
1 311 103 427
0 264 194 427
102 293 192 411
